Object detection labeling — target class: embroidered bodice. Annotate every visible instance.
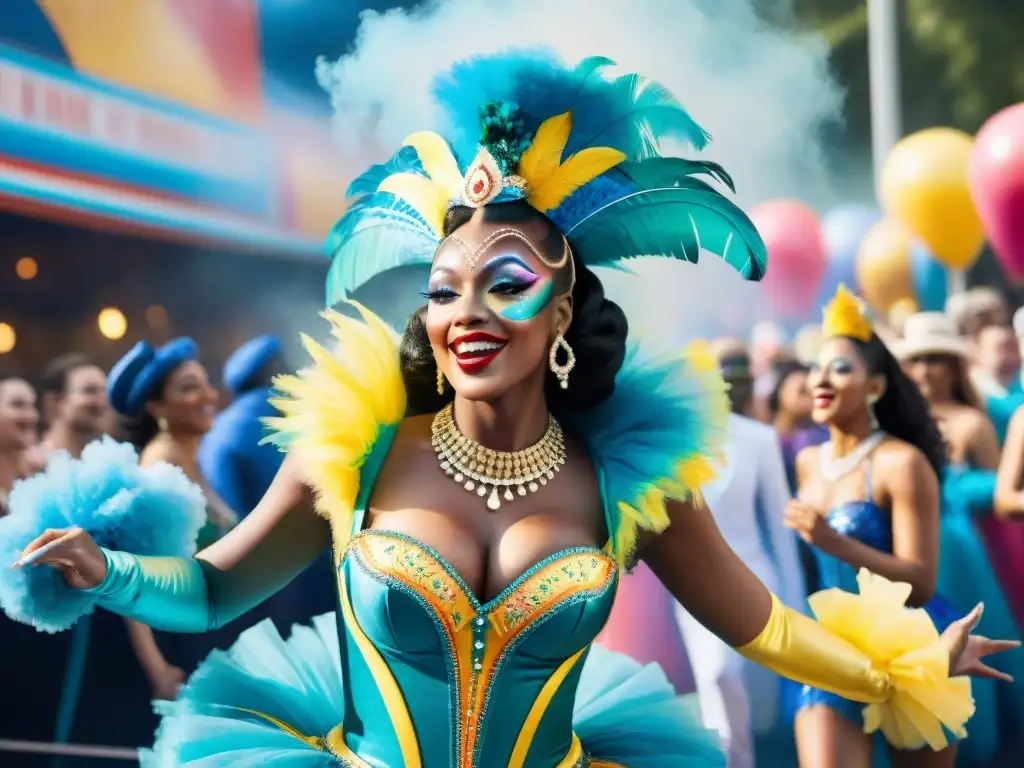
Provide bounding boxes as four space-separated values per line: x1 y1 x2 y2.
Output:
337 531 619 768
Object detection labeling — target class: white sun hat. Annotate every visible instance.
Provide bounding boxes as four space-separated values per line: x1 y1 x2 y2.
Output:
892 312 970 361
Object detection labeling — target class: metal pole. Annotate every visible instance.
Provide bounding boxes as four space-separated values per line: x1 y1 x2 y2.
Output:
867 0 903 187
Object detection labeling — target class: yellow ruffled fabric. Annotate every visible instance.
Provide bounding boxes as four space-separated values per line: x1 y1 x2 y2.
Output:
810 569 975 750
264 302 406 540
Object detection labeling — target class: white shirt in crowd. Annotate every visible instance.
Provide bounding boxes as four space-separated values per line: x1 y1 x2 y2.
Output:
675 413 806 768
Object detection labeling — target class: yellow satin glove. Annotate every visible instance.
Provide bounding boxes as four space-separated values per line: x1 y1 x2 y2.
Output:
737 570 974 751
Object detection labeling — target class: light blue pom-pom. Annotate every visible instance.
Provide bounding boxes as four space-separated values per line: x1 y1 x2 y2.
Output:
0 436 206 633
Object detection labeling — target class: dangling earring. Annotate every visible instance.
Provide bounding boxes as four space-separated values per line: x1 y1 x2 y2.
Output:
436 365 445 396
157 416 169 432
866 394 880 431
548 333 576 390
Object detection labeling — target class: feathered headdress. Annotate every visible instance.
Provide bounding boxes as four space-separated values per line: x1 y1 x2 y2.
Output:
822 284 874 342
325 51 766 308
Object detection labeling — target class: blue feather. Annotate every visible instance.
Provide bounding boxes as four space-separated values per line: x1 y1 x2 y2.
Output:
346 146 426 198
0 437 206 633
435 50 609 166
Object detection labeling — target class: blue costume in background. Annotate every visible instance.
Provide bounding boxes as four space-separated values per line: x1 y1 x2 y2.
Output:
937 466 1024 764
985 390 1024 445
199 334 336 634
198 335 285 518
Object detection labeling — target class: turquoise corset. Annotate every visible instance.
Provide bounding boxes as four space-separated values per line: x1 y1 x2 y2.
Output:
337 532 618 768
328 436 621 768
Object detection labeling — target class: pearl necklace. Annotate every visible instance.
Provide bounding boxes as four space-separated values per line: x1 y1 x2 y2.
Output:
430 403 566 511
818 431 886 482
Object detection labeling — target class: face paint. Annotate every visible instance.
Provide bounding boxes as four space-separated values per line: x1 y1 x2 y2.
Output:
481 254 554 321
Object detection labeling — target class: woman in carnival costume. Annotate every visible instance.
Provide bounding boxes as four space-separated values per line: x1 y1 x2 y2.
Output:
1 52 1017 768
785 288 1018 767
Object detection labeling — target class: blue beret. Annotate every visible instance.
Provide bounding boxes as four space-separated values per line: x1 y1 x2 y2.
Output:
223 335 282 394
107 337 199 415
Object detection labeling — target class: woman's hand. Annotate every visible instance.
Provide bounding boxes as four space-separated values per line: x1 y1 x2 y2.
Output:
784 500 840 552
941 602 1022 681
148 663 186 701
13 527 108 589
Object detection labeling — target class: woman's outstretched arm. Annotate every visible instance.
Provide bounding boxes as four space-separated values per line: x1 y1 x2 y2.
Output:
643 497 1013 703
20 454 331 633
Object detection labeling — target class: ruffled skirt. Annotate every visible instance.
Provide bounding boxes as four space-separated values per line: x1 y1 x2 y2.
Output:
140 613 724 767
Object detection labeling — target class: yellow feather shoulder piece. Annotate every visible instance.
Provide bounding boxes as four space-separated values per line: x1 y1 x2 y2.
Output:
377 172 449 237
527 147 626 213
810 569 975 750
402 131 464 200
264 303 406 537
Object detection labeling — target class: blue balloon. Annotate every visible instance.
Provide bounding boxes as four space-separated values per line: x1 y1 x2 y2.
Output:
911 243 947 312
813 204 881 314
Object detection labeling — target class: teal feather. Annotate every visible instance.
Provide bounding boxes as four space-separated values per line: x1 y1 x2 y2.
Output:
565 341 730 566
566 185 766 281
615 158 736 194
324 192 438 306
565 71 711 161
346 146 426 198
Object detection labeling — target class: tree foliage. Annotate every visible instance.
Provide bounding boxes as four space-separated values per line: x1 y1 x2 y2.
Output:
782 0 1024 150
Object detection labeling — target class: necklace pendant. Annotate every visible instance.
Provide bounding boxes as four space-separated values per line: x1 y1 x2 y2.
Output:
486 487 501 511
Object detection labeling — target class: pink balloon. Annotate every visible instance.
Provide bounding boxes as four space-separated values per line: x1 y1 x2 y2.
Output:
749 199 827 319
970 103 1024 280
596 563 694 693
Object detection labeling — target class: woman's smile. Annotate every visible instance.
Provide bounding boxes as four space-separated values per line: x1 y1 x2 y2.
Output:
449 331 509 374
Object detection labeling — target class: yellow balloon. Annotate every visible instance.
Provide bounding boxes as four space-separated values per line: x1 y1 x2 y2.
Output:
880 128 984 270
856 218 915 313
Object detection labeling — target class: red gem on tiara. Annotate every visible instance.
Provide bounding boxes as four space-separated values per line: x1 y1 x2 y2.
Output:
462 149 503 207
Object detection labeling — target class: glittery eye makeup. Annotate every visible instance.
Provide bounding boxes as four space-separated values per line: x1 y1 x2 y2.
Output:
481 254 553 321
830 358 855 375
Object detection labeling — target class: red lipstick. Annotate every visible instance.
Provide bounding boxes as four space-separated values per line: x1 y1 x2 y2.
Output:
449 332 508 374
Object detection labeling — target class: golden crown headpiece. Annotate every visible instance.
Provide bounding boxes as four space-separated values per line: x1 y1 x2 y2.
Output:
822 284 873 342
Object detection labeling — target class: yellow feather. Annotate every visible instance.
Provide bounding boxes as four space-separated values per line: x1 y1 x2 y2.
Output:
517 111 572 188
264 302 406 541
527 147 626 212
377 172 448 236
402 131 463 199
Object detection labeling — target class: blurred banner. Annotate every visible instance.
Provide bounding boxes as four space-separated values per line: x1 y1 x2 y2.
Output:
0 0 349 259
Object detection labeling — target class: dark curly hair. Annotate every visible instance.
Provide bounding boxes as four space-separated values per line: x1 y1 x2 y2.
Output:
851 335 946 477
399 200 629 417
